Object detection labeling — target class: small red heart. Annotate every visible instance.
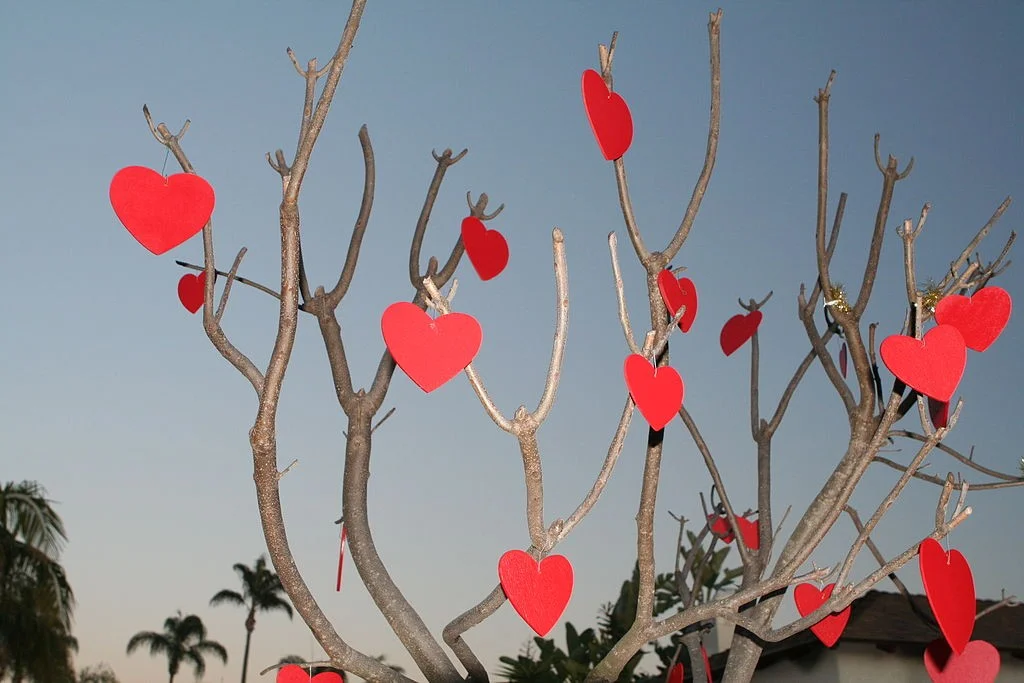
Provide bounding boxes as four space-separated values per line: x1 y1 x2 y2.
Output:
839 342 848 378
794 583 850 647
879 325 967 402
657 270 699 333
720 311 763 356
707 514 735 543
110 166 215 255
177 271 206 314
461 216 509 281
623 354 684 431
668 662 684 683
276 664 343 683
581 69 634 161
928 396 950 429
381 302 482 393
934 286 1012 352
498 550 574 637
736 516 760 550
919 538 976 654
923 638 1000 683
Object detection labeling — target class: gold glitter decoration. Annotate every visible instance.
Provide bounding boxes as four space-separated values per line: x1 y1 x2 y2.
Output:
826 284 851 314
918 281 944 312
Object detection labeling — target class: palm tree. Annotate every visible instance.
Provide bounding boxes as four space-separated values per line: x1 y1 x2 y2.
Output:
126 611 227 683
211 554 293 683
0 480 77 682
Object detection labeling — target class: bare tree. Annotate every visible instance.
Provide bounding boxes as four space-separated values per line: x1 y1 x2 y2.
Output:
129 4 1022 682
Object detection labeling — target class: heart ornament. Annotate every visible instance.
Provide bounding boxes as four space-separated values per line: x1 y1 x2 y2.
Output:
461 216 509 281
657 270 699 333
498 550 574 637
581 69 634 160
793 582 851 647
668 663 684 683
923 638 1000 683
879 325 967 402
623 354 684 430
381 302 482 393
707 514 734 543
110 166 215 255
928 397 950 429
736 516 760 550
276 665 343 683
934 286 1012 352
720 311 763 356
919 538 976 654
177 271 206 314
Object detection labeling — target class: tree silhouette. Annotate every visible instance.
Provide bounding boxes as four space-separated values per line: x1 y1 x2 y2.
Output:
126 611 228 683
211 554 293 683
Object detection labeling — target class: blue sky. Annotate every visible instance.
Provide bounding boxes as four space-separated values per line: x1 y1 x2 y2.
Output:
2 2 1023 681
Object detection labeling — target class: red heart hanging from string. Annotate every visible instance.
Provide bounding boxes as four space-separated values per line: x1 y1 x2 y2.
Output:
879 325 967 402
110 166 215 255
581 69 633 160
657 270 699 333
793 582 851 647
276 665 343 683
839 342 848 378
934 286 1012 352
720 311 763 356
919 538 976 654
928 397 950 429
381 302 482 393
923 638 1000 683
736 516 760 550
335 523 347 592
623 354 684 431
707 514 734 543
177 271 206 314
461 216 509 281
668 662 684 683
498 550 574 637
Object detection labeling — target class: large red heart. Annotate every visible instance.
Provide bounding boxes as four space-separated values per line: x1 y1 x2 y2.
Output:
919 538 976 654
177 271 206 314
879 325 967 402
793 583 850 647
581 69 633 161
657 270 699 333
720 311 763 356
276 664 343 683
110 166 215 255
623 354 684 431
381 302 482 393
934 286 1012 352
498 550 574 637
923 638 1000 683
461 216 509 281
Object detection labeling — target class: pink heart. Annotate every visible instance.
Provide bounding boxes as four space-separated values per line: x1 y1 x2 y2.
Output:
793 583 850 648
720 311 763 356
498 550 573 637
177 271 206 314
879 325 967 402
924 639 1000 683
919 538 976 654
657 270 699 333
581 69 633 160
934 286 1012 352
623 354 684 431
276 664 343 683
381 303 482 393
110 166 215 255
461 216 509 281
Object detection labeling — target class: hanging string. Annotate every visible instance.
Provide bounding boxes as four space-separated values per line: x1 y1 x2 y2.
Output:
160 147 171 180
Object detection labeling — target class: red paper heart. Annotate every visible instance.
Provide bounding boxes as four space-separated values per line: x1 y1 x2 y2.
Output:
839 342 848 378
736 516 760 550
581 69 634 160
498 550 574 637
928 397 950 429
919 538 976 654
461 216 509 281
276 664 343 683
657 270 699 333
923 638 1000 683
381 302 482 393
934 286 1012 352
720 311 763 356
177 271 206 314
623 354 684 431
794 583 850 647
879 325 967 402
668 663 684 683
110 166 215 255
707 514 735 543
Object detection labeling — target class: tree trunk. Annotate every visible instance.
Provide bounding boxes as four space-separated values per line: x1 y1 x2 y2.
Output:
241 611 255 683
